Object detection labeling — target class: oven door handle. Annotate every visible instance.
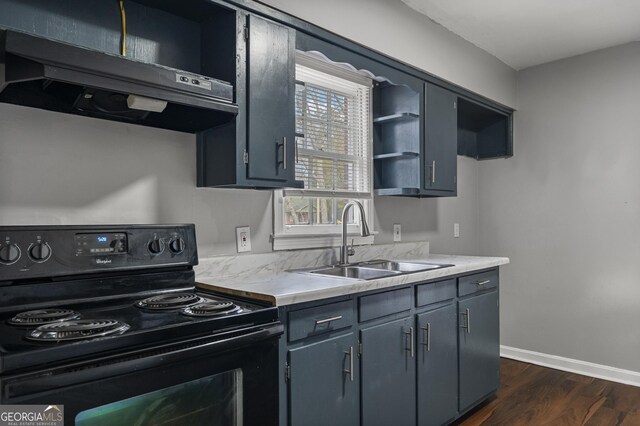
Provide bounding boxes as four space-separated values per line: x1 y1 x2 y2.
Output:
5 323 283 399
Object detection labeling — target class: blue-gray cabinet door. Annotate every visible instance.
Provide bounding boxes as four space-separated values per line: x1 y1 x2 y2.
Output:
458 290 500 411
416 304 458 426
288 333 358 426
424 83 457 193
360 317 416 426
246 14 296 183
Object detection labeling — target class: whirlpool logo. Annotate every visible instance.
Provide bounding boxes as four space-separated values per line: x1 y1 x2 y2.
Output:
94 258 112 265
0 404 64 425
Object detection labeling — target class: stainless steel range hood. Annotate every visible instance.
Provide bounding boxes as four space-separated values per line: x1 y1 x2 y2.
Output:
0 30 238 133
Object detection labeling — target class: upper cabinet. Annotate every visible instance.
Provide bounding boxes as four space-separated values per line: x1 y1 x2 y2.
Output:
373 82 457 197
197 12 302 188
457 97 513 159
245 15 297 184
424 83 458 195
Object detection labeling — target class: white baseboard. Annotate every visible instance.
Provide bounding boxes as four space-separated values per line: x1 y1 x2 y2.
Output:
500 345 640 388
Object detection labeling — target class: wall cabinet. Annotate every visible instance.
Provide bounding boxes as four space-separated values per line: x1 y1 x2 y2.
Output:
457 97 513 159
424 83 458 195
197 12 302 188
280 269 500 426
373 82 457 197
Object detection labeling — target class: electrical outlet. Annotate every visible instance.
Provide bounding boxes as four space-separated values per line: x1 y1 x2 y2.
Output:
393 223 402 242
236 226 252 253
454 223 460 238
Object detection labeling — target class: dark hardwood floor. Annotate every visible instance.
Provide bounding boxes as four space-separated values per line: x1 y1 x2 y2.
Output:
453 358 640 426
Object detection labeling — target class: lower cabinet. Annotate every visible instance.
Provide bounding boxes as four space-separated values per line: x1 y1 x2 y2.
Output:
288 333 359 426
458 289 500 411
282 268 500 426
360 317 416 426
416 303 458 426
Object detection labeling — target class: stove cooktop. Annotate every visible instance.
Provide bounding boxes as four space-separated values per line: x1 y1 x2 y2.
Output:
0 289 277 374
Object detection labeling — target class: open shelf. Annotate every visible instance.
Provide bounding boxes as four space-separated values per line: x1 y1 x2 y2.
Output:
374 187 423 196
457 97 512 159
373 151 420 160
373 112 419 124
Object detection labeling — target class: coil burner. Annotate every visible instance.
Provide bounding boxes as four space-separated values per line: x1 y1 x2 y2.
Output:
181 300 242 317
135 293 206 311
27 319 130 342
8 309 81 326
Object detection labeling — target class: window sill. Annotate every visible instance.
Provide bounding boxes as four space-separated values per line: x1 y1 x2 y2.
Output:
272 233 375 251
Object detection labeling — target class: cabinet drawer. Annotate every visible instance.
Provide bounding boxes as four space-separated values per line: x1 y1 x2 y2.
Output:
416 278 456 307
288 300 353 342
359 287 411 322
458 269 498 297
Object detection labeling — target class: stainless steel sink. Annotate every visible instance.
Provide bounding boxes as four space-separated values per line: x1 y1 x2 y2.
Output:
308 266 401 280
357 260 454 273
303 260 453 280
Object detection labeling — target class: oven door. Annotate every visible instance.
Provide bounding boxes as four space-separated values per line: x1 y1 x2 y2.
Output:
1 324 282 426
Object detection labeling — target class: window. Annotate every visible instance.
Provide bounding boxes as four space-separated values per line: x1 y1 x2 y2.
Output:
273 52 374 250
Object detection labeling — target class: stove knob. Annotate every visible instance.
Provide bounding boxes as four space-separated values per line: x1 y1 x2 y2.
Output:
110 238 126 253
29 242 52 262
169 237 186 254
0 243 21 265
148 237 165 255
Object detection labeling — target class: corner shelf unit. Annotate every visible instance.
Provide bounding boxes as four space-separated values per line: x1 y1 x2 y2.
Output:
373 83 422 195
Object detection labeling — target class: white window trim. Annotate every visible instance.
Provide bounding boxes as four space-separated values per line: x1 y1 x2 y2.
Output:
272 190 376 250
272 51 375 251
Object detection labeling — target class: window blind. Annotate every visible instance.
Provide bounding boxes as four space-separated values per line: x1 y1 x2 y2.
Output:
283 53 372 199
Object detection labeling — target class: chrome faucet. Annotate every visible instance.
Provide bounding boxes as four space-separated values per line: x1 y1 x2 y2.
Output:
339 200 371 266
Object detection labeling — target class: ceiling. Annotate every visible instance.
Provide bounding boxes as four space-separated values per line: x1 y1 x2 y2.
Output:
400 0 640 70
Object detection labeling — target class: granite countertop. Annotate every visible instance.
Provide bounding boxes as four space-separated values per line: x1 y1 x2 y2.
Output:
196 253 509 306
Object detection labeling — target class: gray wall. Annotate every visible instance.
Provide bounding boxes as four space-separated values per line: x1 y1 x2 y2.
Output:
0 0 516 258
478 42 640 371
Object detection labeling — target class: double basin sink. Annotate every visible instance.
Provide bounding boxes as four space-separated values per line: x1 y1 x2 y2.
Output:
304 260 454 280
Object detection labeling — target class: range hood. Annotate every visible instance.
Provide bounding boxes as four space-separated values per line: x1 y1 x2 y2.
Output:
0 30 238 133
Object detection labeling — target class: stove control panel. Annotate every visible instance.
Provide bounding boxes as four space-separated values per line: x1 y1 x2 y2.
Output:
0 224 197 282
75 232 128 256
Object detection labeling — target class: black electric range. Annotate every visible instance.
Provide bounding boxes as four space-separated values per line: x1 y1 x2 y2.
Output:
0 224 281 425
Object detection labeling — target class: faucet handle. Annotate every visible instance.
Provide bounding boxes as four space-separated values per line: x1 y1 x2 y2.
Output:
347 239 356 257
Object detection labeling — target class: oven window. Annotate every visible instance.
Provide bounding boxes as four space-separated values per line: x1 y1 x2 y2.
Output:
75 369 243 426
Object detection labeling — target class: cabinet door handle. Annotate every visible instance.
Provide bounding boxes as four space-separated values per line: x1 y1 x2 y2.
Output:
315 315 343 325
476 279 491 286
344 346 354 382
420 323 431 351
277 137 287 170
404 327 415 358
431 160 436 183
283 137 287 170
460 308 471 334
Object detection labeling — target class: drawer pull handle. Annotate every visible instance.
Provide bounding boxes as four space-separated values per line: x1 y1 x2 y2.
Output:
344 346 354 382
420 323 431 351
315 315 343 325
476 279 491 286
